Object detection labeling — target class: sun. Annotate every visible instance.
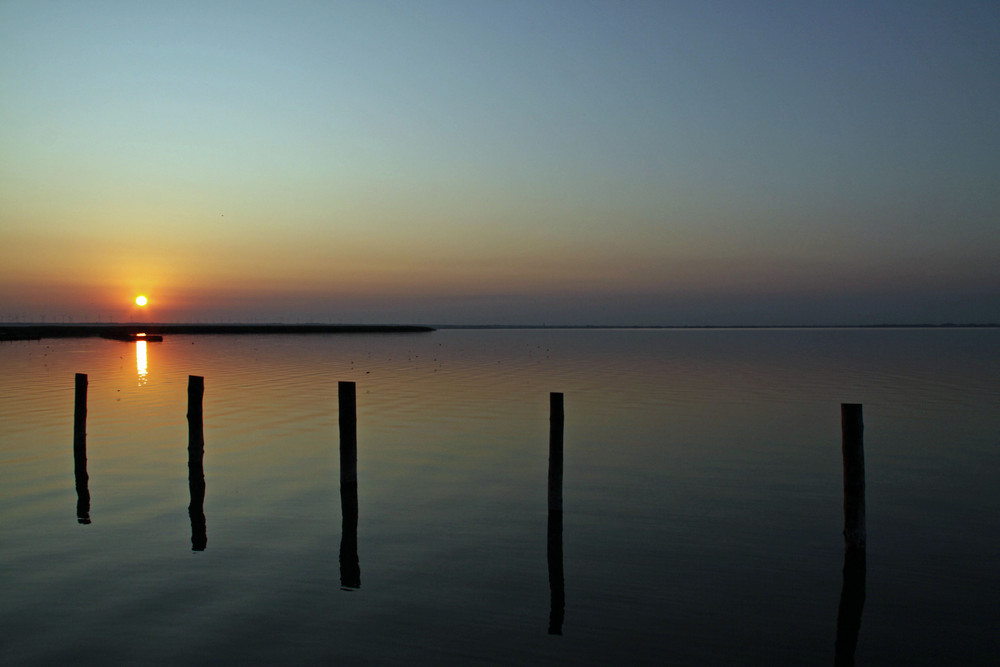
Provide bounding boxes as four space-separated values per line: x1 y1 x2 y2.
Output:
135 295 148 307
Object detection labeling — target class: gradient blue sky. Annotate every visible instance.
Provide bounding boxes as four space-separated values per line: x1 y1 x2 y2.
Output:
2 1 998 325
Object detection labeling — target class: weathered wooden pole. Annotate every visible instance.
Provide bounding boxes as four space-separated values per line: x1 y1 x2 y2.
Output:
339 381 358 488
73 373 90 524
339 381 360 589
548 392 564 513
74 373 87 451
841 403 866 550
187 375 204 423
837 403 867 663
187 375 206 551
547 392 565 634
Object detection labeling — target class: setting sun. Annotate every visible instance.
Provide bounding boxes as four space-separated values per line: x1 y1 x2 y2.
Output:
135 295 148 307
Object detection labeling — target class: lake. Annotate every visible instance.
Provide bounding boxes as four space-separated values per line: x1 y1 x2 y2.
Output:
1 327 998 665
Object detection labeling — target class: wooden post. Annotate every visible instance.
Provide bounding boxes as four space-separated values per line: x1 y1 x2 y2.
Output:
547 392 565 633
339 382 358 487
74 373 87 452
187 375 204 422
339 381 360 589
73 373 90 524
187 375 206 551
548 392 564 513
841 403 866 550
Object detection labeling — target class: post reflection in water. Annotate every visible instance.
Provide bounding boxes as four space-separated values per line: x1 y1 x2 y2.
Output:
340 482 360 590
835 547 866 666
74 445 91 524
188 440 207 551
547 509 565 635
187 376 207 551
135 340 148 385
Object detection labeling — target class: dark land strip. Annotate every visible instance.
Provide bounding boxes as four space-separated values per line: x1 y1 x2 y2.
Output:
0 324 435 341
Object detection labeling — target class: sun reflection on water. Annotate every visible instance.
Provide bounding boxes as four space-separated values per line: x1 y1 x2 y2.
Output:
136 339 148 385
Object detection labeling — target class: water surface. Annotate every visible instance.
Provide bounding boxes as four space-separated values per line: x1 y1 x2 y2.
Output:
1 328 998 664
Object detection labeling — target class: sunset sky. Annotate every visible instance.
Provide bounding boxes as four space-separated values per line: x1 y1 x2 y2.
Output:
2 1 998 325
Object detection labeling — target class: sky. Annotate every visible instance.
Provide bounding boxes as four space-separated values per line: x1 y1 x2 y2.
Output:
2 1 999 326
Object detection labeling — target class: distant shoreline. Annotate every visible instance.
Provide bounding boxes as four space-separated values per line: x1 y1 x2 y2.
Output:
0 323 435 341
432 323 1000 330
2 321 997 342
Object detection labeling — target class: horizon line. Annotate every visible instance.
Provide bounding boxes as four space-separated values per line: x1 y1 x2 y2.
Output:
2 321 998 330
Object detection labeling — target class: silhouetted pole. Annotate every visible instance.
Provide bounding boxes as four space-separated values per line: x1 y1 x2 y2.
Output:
73 373 90 524
548 392 565 634
339 381 360 589
339 382 358 488
841 404 866 550
188 375 204 423
837 403 867 663
188 375 206 551
548 392 564 513
74 373 87 450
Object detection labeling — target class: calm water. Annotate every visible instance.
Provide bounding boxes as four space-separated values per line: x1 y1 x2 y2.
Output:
1 328 998 665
